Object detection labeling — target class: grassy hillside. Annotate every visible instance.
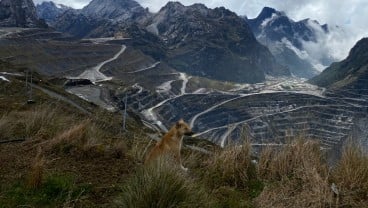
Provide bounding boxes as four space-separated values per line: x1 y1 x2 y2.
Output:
1 62 367 207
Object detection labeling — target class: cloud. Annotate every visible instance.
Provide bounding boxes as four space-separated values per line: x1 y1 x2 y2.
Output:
33 0 90 9
33 0 368 61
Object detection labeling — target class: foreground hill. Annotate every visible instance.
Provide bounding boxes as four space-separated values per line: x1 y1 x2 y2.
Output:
0 65 367 207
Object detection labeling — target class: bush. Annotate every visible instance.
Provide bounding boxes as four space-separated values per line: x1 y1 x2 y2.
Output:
116 160 213 208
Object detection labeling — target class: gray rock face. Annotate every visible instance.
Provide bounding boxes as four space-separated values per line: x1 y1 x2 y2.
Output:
0 0 46 28
54 0 150 38
81 0 149 23
54 9 112 38
246 7 332 78
146 2 289 83
36 1 71 25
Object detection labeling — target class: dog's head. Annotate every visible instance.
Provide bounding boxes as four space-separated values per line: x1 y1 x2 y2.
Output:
176 119 194 136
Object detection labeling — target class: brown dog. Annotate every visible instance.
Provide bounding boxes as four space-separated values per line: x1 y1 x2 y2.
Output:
145 119 194 171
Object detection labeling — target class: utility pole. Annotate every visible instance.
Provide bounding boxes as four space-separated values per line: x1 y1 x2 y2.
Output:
27 69 35 104
122 94 128 132
25 70 28 91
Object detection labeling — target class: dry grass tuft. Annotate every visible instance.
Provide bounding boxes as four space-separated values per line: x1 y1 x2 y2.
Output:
44 121 89 154
255 139 334 208
27 147 46 189
333 145 368 207
116 160 213 208
110 139 128 159
0 105 75 141
258 139 327 181
127 133 154 165
24 106 58 139
203 140 254 189
0 115 15 140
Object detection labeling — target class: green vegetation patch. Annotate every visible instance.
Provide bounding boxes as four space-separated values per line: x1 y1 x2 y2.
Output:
1 174 91 208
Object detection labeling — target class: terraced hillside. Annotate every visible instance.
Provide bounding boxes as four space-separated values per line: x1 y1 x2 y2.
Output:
121 76 367 155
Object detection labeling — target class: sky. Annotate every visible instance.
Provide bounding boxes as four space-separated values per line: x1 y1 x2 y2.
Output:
33 0 368 61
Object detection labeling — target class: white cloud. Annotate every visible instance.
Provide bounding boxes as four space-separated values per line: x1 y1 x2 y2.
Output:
33 0 368 61
33 0 90 9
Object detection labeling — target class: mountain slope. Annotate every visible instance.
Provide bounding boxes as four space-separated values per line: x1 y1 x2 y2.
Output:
36 1 71 25
246 7 331 78
0 0 47 28
146 2 289 83
310 37 368 91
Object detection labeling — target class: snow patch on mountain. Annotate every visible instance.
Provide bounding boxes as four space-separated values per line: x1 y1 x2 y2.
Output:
261 13 278 28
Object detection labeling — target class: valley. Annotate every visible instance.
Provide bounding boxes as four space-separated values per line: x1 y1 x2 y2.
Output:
1 0 368 207
1 27 366 158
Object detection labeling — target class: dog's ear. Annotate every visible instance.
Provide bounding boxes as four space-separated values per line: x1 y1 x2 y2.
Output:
176 121 182 128
176 119 185 128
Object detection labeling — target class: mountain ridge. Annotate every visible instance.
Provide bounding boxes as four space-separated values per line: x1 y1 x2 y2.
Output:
309 37 368 91
36 1 72 25
144 2 290 83
246 7 332 78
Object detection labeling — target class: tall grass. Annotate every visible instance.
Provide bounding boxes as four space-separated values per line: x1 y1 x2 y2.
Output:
0 105 75 140
0 114 15 140
116 160 213 208
258 139 328 181
27 147 46 189
256 139 334 208
333 145 368 207
203 141 254 189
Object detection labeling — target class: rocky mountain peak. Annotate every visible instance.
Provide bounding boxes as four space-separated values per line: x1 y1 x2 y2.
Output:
145 3 289 83
256 7 285 21
81 0 149 22
246 7 334 78
36 1 71 25
161 1 185 10
0 0 47 27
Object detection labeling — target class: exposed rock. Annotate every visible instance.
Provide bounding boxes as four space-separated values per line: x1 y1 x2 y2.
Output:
54 0 150 38
36 1 71 25
81 0 150 23
54 10 113 38
246 7 333 78
0 0 47 28
146 2 289 83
